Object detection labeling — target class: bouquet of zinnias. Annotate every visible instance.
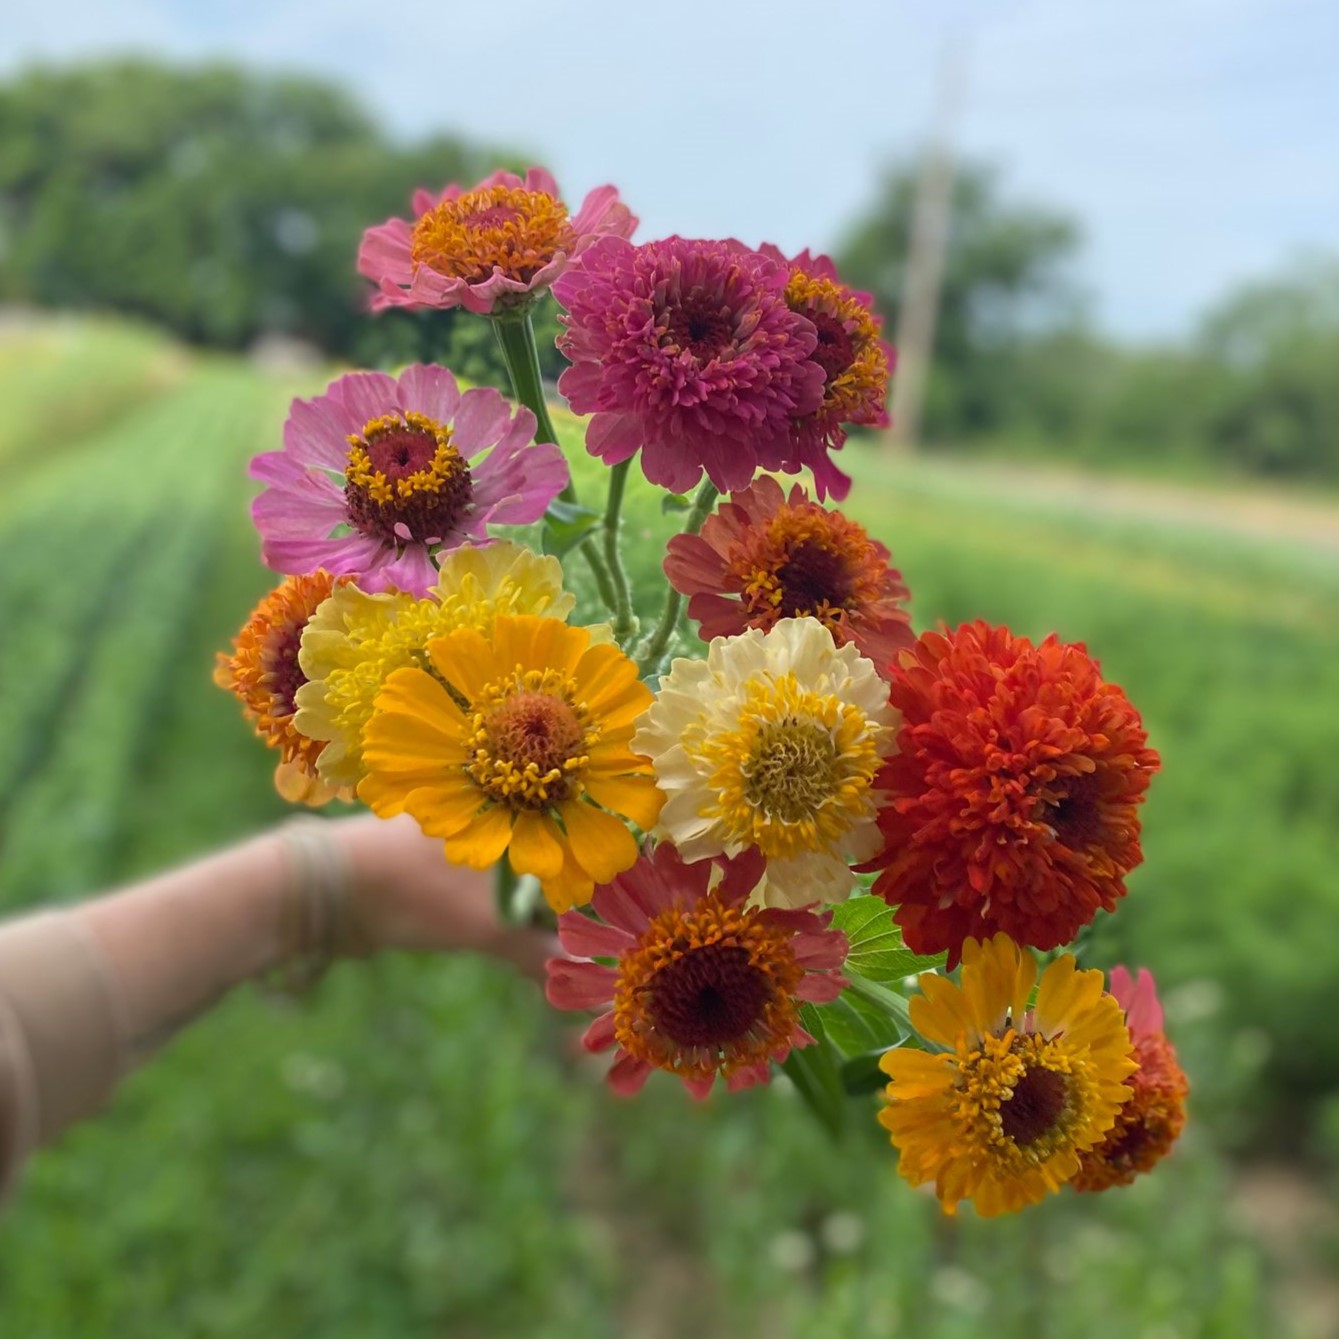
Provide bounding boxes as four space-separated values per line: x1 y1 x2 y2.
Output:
217 167 1186 1217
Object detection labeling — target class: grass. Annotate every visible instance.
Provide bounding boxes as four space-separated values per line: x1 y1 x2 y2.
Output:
0 319 1328 1336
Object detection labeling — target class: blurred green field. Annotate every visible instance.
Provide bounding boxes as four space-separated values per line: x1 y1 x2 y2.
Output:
0 318 1334 1337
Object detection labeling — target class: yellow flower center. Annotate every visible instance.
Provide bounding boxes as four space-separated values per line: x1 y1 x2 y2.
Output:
343 410 472 544
955 1030 1090 1169
693 671 882 859
466 669 598 809
612 893 805 1084
410 184 577 288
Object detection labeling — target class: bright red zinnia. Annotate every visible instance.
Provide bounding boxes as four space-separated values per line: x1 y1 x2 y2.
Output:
863 621 1160 965
546 844 848 1099
1073 966 1189 1192
552 236 828 496
663 476 913 669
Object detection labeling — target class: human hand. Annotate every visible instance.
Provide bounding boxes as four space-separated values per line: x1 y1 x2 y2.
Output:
328 813 561 982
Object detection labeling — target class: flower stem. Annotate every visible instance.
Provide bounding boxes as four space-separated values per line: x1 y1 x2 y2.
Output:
635 478 719 676
602 459 637 645
489 310 619 610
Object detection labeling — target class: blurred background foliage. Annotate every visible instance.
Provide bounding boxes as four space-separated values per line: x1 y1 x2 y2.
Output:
0 55 1337 1339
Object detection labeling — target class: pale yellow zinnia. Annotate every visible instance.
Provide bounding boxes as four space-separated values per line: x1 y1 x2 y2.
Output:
294 541 578 788
632 617 896 907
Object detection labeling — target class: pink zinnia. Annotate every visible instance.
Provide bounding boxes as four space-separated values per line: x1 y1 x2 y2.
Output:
760 245 894 502
249 365 567 596
552 236 828 495
358 167 636 315
546 844 848 1099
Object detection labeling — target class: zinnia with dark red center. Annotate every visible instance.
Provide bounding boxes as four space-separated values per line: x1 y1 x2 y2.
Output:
1073 966 1188 1192
358 167 635 314
546 844 848 1098
552 236 828 495
863 621 1160 965
663 476 913 669
214 571 347 805
249 364 567 596
760 245 894 502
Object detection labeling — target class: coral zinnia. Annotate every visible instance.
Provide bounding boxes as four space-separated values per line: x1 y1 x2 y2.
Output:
761 245 893 502
632 618 895 907
663 476 913 670
250 364 567 596
1073 966 1188 1192
359 615 663 912
864 621 1160 965
214 571 346 805
546 844 847 1098
294 541 577 789
358 167 635 314
553 236 828 495
880 934 1136 1217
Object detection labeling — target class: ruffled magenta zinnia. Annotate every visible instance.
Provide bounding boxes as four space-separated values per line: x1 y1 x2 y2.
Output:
761 245 894 502
249 364 567 596
358 167 636 315
546 844 848 1099
552 236 828 495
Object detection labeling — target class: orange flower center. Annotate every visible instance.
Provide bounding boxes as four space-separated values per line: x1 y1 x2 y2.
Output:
613 893 805 1084
343 410 472 545
784 270 889 420
734 507 887 635
466 671 596 809
410 184 577 287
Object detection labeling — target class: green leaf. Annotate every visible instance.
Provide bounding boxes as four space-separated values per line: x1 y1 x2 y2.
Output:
540 500 601 558
660 491 692 514
782 1005 847 1139
829 895 945 983
815 989 904 1058
840 1048 901 1096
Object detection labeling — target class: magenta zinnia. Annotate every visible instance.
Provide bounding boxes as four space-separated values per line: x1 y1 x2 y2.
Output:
761 245 893 502
663 476 913 670
249 364 567 596
553 236 827 495
546 844 848 1098
358 167 635 314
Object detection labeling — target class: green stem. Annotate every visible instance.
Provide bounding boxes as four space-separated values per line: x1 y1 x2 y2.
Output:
494 861 519 925
602 459 636 645
635 478 719 676
490 311 618 608
843 971 914 1035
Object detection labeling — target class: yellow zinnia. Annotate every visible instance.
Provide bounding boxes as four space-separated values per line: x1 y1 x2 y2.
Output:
294 541 577 789
359 615 664 912
879 933 1137 1217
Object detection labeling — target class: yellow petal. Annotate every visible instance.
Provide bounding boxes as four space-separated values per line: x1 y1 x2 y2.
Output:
493 614 588 678
539 842 595 913
583 774 665 830
425 627 497 704
508 809 565 881
559 800 639 886
442 803 514 868
403 778 487 838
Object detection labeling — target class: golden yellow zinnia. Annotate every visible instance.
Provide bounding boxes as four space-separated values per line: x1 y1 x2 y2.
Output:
294 541 578 789
879 933 1136 1218
359 615 663 912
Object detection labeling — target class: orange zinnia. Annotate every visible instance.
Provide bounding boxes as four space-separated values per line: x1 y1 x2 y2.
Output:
864 621 1160 966
358 615 663 911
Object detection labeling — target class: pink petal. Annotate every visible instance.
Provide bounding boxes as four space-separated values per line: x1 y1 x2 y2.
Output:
795 974 844 1004
557 912 636 960
606 1052 652 1096
331 371 399 431
582 1012 618 1054
378 543 440 598
473 441 569 525
261 533 384 579
546 959 617 1011
586 411 644 468
682 1074 715 1101
357 218 415 285
452 387 512 454
397 364 461 424
283 391 357 470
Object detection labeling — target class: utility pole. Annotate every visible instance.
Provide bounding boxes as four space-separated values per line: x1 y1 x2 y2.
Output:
889 36 968 452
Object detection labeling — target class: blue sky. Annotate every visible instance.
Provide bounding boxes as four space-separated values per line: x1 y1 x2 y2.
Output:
4 0 1337 339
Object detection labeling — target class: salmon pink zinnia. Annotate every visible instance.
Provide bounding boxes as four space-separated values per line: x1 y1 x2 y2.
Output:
358 167 635 314
553 236 828 496
250 364 567 597
546 844 848 1099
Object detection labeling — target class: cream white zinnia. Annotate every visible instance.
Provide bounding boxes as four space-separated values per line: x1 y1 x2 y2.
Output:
632 617 897 907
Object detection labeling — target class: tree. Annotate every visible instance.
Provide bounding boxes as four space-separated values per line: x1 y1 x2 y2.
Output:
0 60 524 368
835 161 1082 441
